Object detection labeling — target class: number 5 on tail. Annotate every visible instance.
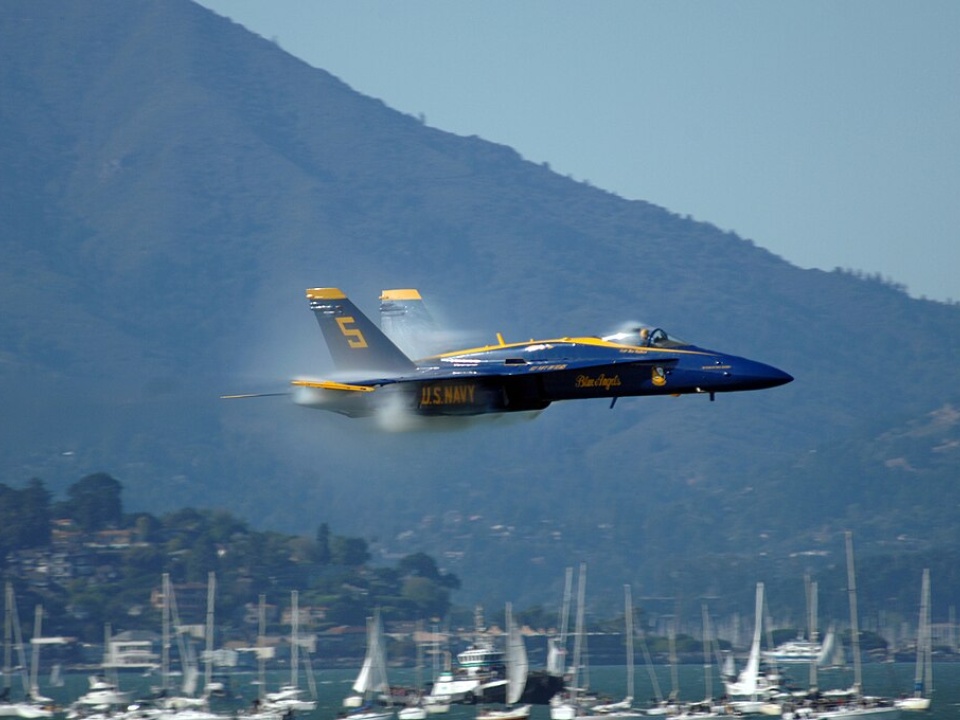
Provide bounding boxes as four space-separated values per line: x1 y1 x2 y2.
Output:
336 316 368 348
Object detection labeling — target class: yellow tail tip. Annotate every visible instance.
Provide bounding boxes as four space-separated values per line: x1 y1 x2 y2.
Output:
380 288 422 301
306 288 346 299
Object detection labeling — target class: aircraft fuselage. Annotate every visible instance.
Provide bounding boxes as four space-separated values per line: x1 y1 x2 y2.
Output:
293 334 792 418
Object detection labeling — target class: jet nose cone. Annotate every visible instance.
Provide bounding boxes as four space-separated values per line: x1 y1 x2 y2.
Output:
767 366 794 387
745 360 793 389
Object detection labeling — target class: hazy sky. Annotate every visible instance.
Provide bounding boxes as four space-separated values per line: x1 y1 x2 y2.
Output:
198 1 959 303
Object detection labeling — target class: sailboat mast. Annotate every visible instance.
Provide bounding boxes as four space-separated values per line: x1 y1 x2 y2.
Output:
668 620 679 701
414 620 424 694
844 531 863 700
162 574 171 692
506 602 513 705
291 590 299 689
915 568 931 697
9 589 30 696
639 621 663 704
205 572 216 696
559 567 573 650
809 580 818 692
104 622 117 688
258 594 266 702
29 605 43 698
925 569 933 696
571 563 586 692
624 585 634 702
3 583 12 694
810 578 819 643
701 603 712 702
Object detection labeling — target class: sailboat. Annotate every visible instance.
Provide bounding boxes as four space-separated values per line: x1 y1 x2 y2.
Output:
23 605 54 718
263 591 317 713
896 568 932 712
421 625 450 715
246 594 283 720
477 604 530 720
782 533 900 720
657 606 722 720
0 586 53 720
152 574 210 714
343 610 394 720
398 622 428 720
548 568 577 720
550 565 598 720
723 583 770 714
591 586 643 718
47 666 62 691
636 611 666 717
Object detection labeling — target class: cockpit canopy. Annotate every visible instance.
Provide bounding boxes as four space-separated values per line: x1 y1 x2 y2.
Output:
602 325 689 349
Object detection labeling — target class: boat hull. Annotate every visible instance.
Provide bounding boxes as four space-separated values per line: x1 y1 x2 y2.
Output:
477 705 531 720
894 698 930 712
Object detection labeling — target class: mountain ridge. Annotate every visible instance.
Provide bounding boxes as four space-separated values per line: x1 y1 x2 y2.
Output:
2 0 959 613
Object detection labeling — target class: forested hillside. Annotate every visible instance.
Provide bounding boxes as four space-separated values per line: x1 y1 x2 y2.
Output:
1 474 460 642
1 0 959 620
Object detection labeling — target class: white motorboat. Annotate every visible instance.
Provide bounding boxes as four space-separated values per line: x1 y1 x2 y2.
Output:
74 675 131 707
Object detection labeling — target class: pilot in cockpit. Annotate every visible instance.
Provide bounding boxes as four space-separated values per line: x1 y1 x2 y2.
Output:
647 328 668 346
604 325 682 348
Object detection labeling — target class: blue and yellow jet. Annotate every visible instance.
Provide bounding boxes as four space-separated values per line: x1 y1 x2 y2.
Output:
268 287 792 420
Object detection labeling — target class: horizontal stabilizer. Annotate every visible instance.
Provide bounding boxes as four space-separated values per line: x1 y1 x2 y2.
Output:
291 379 375 393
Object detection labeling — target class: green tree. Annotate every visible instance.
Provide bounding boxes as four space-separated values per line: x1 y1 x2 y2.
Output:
133 513 161 543
330 536 369 567
20 478 52 546
123 545 164 579
186 534 219 582
162 507 207 540
398 552 440 580
316 523 331 565
0 483 19 557
398 552 460 590
326 596 369 625
0 479 52 553
401 576 451 619
67 473 123 531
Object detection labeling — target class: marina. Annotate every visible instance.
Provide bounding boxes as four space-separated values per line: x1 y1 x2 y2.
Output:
14 664 960 720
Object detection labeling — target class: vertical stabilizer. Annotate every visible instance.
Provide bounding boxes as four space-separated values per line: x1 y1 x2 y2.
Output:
307 288 415 373
380 288 447 359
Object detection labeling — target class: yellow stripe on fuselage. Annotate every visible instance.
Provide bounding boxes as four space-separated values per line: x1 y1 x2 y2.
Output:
291 380 375 392
429 336 711 359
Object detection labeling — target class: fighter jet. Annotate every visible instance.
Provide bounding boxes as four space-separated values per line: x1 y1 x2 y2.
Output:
232 287 791 421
